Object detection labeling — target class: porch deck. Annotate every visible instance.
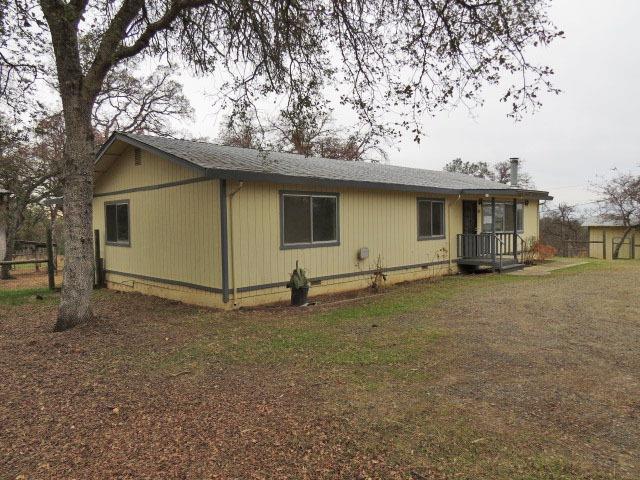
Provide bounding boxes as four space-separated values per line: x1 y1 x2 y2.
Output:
456 233 526 272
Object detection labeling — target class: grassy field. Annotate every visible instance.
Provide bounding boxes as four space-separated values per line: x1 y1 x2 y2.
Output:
1 260 639 479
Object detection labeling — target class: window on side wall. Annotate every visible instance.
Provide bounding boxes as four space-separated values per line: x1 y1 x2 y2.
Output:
105 200 130 246
417 198 445 239
482 202 524 233
281 192 339 248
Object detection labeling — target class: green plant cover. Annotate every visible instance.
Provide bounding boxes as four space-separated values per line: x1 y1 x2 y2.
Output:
286 264 309 289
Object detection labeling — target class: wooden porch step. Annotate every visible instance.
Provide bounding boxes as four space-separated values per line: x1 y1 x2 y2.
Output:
457 258 525 273
496 262 525 272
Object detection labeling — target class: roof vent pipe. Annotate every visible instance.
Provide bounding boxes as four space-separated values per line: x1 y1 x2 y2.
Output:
509 157 519 187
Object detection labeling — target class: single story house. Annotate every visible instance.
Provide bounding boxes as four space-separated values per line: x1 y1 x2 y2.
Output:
584 217 639 260
93 133 552 308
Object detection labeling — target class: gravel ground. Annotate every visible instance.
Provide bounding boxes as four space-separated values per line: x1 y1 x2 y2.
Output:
1 260 638 479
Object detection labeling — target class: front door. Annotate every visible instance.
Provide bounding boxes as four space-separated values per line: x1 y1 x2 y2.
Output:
461 200 479 258
462 201 477 234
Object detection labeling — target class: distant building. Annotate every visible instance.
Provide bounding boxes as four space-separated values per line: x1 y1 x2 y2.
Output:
583 216 639 259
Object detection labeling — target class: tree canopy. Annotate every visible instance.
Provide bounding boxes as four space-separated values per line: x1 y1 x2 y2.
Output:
218 106 389 162
444 157 534 187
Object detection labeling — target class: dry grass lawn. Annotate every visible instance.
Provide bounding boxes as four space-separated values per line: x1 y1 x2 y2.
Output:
1 260 639 479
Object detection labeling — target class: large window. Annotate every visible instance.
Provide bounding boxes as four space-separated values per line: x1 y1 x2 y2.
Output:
417 198 445 239
482 202 524 233
105 200 130 246
280 192 339 248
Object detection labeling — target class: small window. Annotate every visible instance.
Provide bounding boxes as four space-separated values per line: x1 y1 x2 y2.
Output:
281 192 339 248
418 198 445 239
482 202 524 233
105 200 130 246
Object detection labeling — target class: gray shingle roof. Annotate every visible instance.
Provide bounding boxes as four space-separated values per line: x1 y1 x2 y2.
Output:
98 132 552 199
583 216 639 227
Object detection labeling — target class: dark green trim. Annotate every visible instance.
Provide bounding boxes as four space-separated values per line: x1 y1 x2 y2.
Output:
104 269 223 293
104 199 131 247
105 259 451 296
512 198 518 260
461 189 552 200
219 179 230 303
279 190 341 250
237 259 451 293
417 197 446 240
491 198 496 266
94 176 211 198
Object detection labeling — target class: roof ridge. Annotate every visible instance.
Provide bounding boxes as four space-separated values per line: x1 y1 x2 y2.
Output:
123 132 503 180
103 132 551 199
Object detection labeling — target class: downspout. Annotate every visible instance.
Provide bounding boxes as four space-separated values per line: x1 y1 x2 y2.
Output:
219 179 229 304
228 181 244 306
448 193 462 272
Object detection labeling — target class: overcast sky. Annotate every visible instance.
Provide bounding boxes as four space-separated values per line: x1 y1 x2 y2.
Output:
172 0 640 211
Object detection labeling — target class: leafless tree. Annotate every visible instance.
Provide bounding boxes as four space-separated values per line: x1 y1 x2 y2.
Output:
540 203 585 256
0 113 61 279
218 112 261 149
596 172 640 258
93 65 193 144
3 0 562 330
315 129 389 163
444 158 534 187
444 158 494 178
220 103 389 162
493 160 534 188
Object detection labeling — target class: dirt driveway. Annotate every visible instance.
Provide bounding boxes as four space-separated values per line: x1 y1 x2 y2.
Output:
1 260 638 479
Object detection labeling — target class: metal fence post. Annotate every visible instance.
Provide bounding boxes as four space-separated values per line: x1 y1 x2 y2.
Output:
602 230 606 259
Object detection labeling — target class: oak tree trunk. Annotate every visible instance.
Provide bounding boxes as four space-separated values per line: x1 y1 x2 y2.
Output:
39 0 104 331
54 104 96 331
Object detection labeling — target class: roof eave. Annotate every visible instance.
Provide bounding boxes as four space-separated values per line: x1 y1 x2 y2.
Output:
460 188 553 201
97 133 553 200
204 168 465 195
95 132 208 176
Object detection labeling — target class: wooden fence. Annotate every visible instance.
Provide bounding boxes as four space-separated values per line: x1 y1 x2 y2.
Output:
0 227 56 290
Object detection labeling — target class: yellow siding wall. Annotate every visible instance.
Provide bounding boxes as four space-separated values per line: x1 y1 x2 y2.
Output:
228 186 540 307
95 146 200 192
589 226 638 259
91 149 544 308
229 182 456 297
524 200 540 240
589 227 606 259
93 148 220 299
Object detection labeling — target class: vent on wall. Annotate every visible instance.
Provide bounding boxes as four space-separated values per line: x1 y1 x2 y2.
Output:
134 148 142 165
